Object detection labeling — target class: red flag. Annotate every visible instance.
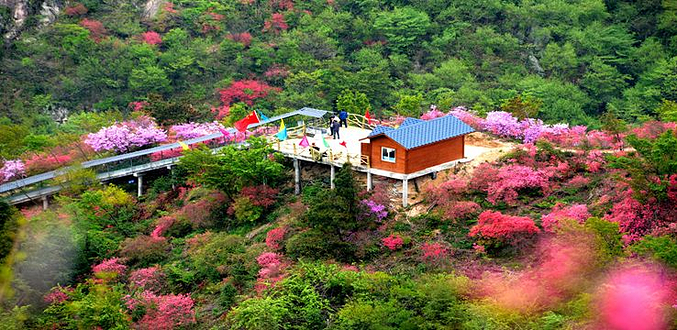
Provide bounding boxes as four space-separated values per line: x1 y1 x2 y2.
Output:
234 111 260 132
340 141 347 148
365 110 372 124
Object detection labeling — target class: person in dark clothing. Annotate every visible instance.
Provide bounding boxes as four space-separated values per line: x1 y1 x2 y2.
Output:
332 119 340 139
329 115 336 136
338 110 348 128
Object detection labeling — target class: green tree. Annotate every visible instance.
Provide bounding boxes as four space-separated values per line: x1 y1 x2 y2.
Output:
500 93 542 120
373 7 431 53
336 89 370 115
657 99 677 122
178 137 285 199
128 65 171 95
394 93 424 117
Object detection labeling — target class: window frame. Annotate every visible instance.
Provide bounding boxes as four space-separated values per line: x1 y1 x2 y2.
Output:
381 147 396 163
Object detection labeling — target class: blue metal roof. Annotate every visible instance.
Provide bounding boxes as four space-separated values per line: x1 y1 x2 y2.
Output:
399 117 424 127
368 125 395 137
371 115 474 150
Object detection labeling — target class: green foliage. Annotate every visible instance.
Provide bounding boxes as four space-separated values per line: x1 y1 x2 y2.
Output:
500 93 542 120
657 99 677 122
374 7 431 53
44 280 130 329
178 137 285 199
394 93 424 117
0 201 19 265
631 235 677 268
584 217 624 262
336 89 370 115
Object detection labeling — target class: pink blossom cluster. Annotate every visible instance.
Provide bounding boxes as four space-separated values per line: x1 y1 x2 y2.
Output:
486 164 553 205
604 190 654 239
0 159 25 183
44 287 70 304
255 252 285 293
92 258 127 276
265 227 286 250
420 242 449 262
126 291 196 330
85 117 167 153
170 121 226 140
129 266 165 292
141 31 162 45
469 211 540 246
449 107 483 130
541 203 591 232
382 235 404 250
420 109 447 120
482 111 576 144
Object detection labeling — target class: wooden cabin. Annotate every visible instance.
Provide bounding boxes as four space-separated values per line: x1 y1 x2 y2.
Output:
360 116 475 174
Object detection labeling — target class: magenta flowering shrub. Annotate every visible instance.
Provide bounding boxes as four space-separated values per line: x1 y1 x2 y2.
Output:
44 287 70 304
443 201 481 221
0 159 25 183
486 164 553 205
126 291 196 330
449 107 484 130
92 258 127 276
265 227 286 250
129 266 165 292
169 121 226 140
85 116 167 153
255 252 286 293
360 199 388 222
420 242 449 263
382 235 404 250
420 109 446 120
469 211 540 246
541 203 591 232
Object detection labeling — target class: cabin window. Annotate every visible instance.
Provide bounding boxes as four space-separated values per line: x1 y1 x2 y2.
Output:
381 147 396 163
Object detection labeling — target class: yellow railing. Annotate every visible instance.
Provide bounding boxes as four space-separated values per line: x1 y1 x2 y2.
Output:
347 113 377 130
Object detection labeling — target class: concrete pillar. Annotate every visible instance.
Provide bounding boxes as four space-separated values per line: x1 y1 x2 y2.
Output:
330 164 335 189
367 170 372 191
42 196 48 211
402 178 409 207
167 166 175 190
294 159 300 195
135 173 143 197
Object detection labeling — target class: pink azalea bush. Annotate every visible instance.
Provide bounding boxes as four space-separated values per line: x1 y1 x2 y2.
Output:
255 252 286 293
382 235 404 250
420 242 449 263
265 227 286 250
0 159 25 183
420 109 446 120
169 121 226 140
141 31 162 45
129 266 165 292
469 211 540 246
92 258 127 276
486 164 553 205
44 287 70 304
541 203 591 232
85 116 167 153
126 291 196 330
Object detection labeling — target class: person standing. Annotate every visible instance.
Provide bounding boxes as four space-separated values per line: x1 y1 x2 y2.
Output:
332 118 340 139
339 110 348 128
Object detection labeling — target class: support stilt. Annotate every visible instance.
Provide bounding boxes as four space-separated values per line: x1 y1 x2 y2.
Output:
367 170 372 191
402 178 409 207
42 196 48 211
135 173 143 197
294 159 300 195
167 166 175 190
330 164 335 189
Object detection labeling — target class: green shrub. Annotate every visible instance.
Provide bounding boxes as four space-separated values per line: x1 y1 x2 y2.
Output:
631 235 677 268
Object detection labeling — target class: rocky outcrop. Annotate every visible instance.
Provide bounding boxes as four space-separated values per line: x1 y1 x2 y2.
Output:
1 0 60 42
142 0 165 19
1 0 29 40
